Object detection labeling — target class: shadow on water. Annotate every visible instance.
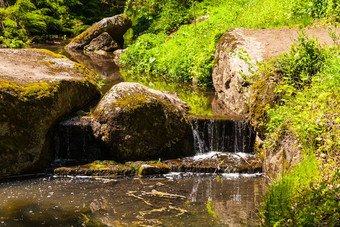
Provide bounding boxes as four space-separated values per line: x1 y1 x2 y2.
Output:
0 174 266 226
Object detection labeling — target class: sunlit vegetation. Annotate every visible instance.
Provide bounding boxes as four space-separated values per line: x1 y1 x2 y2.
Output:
122 70 213 115
121 0 340 86
257 34 340 226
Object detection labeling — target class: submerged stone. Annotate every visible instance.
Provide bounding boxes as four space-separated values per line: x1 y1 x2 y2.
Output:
0 48 100 177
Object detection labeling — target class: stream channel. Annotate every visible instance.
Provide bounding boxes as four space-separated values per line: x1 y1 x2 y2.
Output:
0 43 266 226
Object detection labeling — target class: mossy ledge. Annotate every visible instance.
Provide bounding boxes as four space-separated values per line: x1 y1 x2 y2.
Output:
54 160 170 177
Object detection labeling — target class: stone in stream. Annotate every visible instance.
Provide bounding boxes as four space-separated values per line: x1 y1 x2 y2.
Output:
0 48 100 177
65 14 132 51
164 152 262 174
54 160 170 177
54 82 194 162
84 32 119 52
92 82 194 161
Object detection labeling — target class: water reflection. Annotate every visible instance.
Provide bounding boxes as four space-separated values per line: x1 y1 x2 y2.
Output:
0 174 265 226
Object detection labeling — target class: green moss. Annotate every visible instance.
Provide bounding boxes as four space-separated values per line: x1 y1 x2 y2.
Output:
35 49 69 60
113 93 155 110
73 63 99 87
0 80 59 101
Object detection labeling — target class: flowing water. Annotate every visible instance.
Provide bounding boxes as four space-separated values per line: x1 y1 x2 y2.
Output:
189 116 256 154
6 43 269 226
0 174 265 226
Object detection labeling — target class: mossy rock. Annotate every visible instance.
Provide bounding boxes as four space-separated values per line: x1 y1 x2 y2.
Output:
54 160 169 177
65 14 132 50
0 48 100 177
92 82 194 161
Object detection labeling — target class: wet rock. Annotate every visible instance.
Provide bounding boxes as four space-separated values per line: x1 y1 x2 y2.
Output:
0 48 100 177
138 163 170 176
65 14 132 50
54 160 168 177
92 82 194 160
53 116 107 165
164 152 262 174
84 32 118 52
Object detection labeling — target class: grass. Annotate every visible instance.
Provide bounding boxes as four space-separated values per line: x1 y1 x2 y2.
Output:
257 35 340 226
121 0 328 86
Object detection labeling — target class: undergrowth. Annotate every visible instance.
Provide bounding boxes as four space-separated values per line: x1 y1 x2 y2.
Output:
122 0 340 86
257 34 340 226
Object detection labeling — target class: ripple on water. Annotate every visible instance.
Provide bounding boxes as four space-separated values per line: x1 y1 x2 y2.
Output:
0 175 266 226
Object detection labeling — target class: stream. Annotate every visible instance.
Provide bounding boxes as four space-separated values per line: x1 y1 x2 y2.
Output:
0 43 266 226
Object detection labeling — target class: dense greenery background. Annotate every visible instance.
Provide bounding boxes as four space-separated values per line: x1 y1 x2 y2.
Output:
0 0 123 47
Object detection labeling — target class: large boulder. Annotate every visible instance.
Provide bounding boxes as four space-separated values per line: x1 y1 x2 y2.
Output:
212 28 264 117
0 48 100 177
91 82 194 161
212 27 339 117
66 14 132 50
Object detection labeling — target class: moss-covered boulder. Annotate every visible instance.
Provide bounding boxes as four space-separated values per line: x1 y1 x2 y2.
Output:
65 14 132 50
0 48 100 177
92 82 194 161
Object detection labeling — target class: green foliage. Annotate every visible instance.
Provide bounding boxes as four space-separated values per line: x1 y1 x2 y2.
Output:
0 0 123 47
258 35 340 226
122 0 339 86
259 155 321 226
291 0 340 21
276 33 327 91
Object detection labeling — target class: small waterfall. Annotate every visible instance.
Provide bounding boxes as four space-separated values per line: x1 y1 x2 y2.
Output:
189 116 256 154
53 116 107 165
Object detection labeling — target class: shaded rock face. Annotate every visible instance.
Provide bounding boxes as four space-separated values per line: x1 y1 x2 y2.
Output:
53 116 107 165
92 82 194 161
84 32 118 52
0 49 100 177
212 28 263 117
66 14 132 51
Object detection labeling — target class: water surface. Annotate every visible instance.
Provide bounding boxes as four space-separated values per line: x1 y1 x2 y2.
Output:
0 174 265 226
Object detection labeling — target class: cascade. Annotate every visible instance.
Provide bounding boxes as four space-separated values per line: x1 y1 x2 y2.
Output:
189 116 256 154
53 116 107 165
